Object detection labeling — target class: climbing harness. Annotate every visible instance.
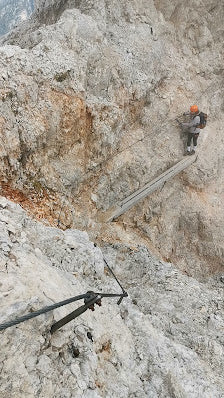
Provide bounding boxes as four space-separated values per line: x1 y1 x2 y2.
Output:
0 250 128 333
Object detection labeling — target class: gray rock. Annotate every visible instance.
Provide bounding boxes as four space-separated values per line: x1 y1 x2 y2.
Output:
0 0 223 277
0 0 223 395
0 198 223 397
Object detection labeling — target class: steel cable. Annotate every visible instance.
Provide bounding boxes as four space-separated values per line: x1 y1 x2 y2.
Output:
0 291 127 332
0 293 90 331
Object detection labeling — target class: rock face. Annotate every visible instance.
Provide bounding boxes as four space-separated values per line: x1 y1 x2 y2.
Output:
1 2 224 396
0 197 224 398
0 0 34 36
0 2 223 275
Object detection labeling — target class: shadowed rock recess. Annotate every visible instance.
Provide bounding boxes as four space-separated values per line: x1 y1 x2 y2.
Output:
0 1 223 397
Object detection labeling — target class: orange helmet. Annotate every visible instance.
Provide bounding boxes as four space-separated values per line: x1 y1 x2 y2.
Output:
190 105 199 113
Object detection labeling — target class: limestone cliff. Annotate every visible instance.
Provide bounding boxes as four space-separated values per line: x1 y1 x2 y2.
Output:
1 0 223 277
0 2 224 396
0 2 223 276
0 197 223 397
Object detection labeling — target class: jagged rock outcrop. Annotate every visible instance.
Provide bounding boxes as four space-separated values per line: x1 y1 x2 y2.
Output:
0 1 223 276
0 197 224 397
1 2 224 397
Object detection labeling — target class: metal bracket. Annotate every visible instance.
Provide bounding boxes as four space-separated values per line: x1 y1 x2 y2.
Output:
50 294 100 334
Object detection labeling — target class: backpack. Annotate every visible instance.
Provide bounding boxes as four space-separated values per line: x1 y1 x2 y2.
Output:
198 112 207 129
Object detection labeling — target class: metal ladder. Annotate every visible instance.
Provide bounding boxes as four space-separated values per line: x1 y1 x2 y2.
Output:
99 155 197 222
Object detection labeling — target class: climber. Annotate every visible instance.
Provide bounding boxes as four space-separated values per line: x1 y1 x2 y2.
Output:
180 105 201 155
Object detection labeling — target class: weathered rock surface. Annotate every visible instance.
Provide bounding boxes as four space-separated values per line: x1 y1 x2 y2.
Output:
0 0 34 36
0 197 224 397
0 2 223 273
0 2 224 397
